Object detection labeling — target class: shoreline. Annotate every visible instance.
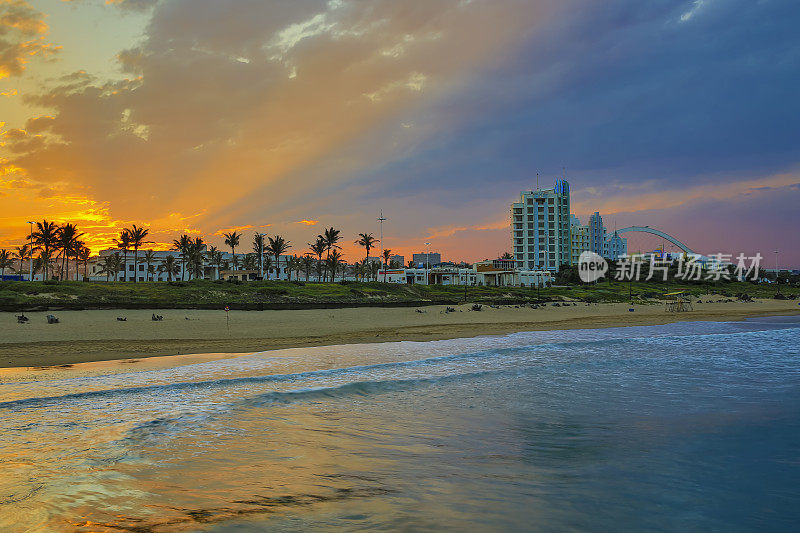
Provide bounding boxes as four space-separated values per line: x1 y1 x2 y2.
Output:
1 299 798 372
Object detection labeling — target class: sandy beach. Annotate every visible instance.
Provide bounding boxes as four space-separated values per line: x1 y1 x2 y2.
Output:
1 297 798 374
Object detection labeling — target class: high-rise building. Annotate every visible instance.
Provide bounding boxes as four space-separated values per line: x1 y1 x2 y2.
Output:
570 214 590 265
412 252 441 266
588 212 606 255
605 231 627 259
511 179 571 271
571 211 628 261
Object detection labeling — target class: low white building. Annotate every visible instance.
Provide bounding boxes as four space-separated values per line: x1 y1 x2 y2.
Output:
86 248 298 282
378 260 553 288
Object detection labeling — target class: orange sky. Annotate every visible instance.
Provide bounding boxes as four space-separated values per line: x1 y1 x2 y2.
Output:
0 0 559 261
1 0 798 266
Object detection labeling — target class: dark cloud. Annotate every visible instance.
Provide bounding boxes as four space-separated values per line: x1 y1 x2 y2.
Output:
2 0 797 264
365 0 800 199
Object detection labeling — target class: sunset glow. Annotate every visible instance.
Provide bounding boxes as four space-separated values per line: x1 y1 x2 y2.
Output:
1 0 798 264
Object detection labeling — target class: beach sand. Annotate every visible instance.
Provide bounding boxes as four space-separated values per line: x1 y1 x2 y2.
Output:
1 297 798 377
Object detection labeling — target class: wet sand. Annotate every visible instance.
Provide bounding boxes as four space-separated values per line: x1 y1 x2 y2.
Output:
1 298 798 375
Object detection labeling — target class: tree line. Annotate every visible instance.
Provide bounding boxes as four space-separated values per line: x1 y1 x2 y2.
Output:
0 220 90 281
0 221 403 282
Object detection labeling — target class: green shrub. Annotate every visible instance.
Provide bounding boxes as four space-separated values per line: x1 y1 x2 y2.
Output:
259 287 288 296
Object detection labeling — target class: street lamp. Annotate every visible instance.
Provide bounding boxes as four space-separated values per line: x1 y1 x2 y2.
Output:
27 221 34 281
256 232 267 279
774 250 779 283
424 242 431 285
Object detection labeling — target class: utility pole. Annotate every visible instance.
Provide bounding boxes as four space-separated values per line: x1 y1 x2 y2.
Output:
378 211 387 249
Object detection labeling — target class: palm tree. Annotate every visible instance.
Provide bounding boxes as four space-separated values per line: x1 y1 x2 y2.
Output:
172 234 191 280
286 255 301 281
98 254 116 281
267 235 291 280
318 227 342 281
309 237 326 282
263 256 273 279
184 237 205 279
0 249 12 279
353 260 365 281
127 225 152 282
355 233 378 279
77 246 91 280
322 227 341 254
252 233 265 278
382 248 392 283
32 252 51 281
15 244 30 278
325 250 343 282
53 223 74 278
143 250 157 281
207 246 223 280
28 220 60 280
301 254 314 281
56 224 83 280
223 231 241 269
242 253 257 271
159 255 179 282
115 229 132 281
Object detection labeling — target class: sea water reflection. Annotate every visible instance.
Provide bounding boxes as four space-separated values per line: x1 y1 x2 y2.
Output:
1 317 799 531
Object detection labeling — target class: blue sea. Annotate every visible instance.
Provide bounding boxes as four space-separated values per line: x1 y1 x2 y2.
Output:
1 316 799 532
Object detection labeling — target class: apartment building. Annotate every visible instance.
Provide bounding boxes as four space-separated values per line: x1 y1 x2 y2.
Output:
511 179 571 272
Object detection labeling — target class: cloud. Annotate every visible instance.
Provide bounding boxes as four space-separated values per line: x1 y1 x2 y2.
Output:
213 225 255 236
680 0 708 22
1 0 561 254
0 0 60 79
297 219 318 226
104 0 158 11
1 0 798 266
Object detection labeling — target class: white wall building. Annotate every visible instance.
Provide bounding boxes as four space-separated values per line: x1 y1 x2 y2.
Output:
570 214 590 265
589 212 606 256
379 260 553 288
569 213 628 263
87 248 298 282
511 179 571 272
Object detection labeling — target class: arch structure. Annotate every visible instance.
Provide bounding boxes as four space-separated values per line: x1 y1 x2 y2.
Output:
609 226 694 254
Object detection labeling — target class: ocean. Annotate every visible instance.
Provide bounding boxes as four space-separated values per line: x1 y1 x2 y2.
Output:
1 316 799 532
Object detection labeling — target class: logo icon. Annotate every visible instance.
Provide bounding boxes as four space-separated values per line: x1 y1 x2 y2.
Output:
578 251 608 282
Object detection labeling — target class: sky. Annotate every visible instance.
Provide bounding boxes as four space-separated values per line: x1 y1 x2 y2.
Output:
1 0 798 266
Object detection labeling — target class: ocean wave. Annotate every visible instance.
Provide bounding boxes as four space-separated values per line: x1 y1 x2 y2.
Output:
2 324 797 411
